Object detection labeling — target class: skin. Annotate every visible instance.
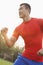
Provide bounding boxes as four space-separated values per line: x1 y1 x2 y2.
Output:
37 48 43 56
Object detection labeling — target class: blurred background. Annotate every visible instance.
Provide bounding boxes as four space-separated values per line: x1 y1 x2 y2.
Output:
0 0 43 65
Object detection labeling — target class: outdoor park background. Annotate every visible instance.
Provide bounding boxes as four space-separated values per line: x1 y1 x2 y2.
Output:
0 0 43 65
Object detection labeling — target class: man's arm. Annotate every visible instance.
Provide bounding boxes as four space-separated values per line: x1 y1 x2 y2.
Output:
1 27 19 47
3 36 18 47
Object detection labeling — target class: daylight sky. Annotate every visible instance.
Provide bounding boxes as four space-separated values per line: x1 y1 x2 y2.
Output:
0 0 43 48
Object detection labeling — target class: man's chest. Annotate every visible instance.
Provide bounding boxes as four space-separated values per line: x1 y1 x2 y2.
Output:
19 21 40 38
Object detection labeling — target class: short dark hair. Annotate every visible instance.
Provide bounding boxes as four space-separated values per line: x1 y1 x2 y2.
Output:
20 3 31 14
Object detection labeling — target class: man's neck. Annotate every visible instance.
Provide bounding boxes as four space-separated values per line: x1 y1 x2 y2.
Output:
23 16 31 22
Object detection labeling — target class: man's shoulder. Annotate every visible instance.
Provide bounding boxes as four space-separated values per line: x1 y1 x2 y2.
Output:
33 17 43 20
32 17 38 20
32 17 43 22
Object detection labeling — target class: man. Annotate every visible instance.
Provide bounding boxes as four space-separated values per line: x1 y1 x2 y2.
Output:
1 3 43 65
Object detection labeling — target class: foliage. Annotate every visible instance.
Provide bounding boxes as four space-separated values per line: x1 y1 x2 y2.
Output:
0 33 24 62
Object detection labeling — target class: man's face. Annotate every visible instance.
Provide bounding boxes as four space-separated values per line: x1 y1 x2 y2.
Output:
19 5 29 18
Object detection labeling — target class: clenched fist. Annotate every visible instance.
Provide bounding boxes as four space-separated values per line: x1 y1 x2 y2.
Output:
1 28 8 37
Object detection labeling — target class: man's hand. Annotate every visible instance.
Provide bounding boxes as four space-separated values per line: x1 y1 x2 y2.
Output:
37 48 43 56
1 28 8 37
1 27 17 47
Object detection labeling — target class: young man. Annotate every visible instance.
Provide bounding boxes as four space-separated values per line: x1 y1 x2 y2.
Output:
1 3 43 65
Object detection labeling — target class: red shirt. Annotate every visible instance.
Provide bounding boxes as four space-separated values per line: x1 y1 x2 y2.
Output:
12 18 43 62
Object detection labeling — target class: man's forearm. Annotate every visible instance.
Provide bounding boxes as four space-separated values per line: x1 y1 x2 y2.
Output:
4 36 14 47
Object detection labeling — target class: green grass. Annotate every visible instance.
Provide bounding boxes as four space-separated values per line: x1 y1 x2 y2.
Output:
0 58 13 65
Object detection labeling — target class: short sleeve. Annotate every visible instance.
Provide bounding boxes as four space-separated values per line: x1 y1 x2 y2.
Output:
12 27 19 39
38 19 43 32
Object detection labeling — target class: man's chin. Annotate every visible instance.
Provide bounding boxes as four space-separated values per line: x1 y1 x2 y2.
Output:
19 16 23 18
19 15 23 18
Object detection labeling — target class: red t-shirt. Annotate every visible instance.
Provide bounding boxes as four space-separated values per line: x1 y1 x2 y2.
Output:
12 18 43 62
